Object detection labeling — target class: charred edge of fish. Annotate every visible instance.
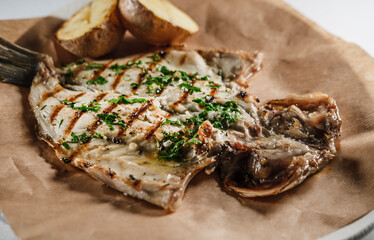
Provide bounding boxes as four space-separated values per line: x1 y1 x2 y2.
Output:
237 91 248 98
112 137 122 144
61 158 71 164
108 168 116 178
83 162 91 168
0 37 49 87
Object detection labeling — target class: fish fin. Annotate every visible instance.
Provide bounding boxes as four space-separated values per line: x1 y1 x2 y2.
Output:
0 37 45 87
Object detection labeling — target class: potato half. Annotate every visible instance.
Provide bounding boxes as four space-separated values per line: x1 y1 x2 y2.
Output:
118 0 199 46
56 0 125 58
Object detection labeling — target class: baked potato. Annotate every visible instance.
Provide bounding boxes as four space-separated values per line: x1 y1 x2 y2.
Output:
118 0 199 46
55 0 125 58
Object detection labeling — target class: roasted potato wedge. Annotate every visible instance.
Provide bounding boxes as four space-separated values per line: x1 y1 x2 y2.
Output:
55 0 125 58
118 0 199 46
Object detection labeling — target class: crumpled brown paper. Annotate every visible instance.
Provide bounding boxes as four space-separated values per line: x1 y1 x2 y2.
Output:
0 0 373 239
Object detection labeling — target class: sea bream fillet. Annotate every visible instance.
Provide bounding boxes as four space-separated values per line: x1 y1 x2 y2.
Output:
0 38 341 211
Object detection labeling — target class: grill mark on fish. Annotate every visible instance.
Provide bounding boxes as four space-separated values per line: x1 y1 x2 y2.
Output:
93 92 107 103
64 111 84 138
112 55 145 90
69 65 85 80
88 60 114 81
132 52 166 94
209 87 218 97
63 93 108 138
50 105 63 123
67 102 117 160
51 92 87 123
144 112 172 140
179 53 187 65
145 120 163 140
68 92 86 102
37 85 64 107
173 80 196 106
117 101 152 137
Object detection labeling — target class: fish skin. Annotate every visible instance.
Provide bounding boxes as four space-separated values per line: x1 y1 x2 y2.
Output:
218 92 342 197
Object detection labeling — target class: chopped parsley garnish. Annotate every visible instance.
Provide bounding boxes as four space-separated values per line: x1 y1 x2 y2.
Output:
64 68 74 77
59 119 63 127
207 84 221 89
148 53 161 62
191 97 240 129
157 130 201 161
130 83 139 87
157 131 186 161
97 112 126 131
161 119 184 126
140 66 201 94
62 100 101 112
142 74 174 94
200 76 209 81
61 132 104 149
84 62 104 70
186 139 202 145
109 60 142 74
217 69 224 80
40 105 46 110
86 76 108 85
108 96 148 104
178 83 201 94
61 142 70 149
65 60 86 67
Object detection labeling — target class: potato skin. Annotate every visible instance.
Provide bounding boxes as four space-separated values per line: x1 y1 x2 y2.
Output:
118 0 194 46
56 6 125 58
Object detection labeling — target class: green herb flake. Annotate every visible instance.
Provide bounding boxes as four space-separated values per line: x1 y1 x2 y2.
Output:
207 84 221 89
178 83 201 93
86 76 108 85
40 105 47 110
59 119 63 127
84 62 104 70
91 133 104 139
217 69 224 80
186 139 202 145
64 68 74 78
157 131 186 161
108 96 148 104
161 119 184 126
65 60 86 67
190 97 240 129
63 100 101 112
61 142 70 149
97 112 126 131
147 53 161 62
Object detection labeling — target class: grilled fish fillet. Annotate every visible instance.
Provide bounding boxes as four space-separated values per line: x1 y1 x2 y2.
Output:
0 38 341 211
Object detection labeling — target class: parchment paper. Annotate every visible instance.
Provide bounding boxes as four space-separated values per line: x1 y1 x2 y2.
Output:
0 0 373 239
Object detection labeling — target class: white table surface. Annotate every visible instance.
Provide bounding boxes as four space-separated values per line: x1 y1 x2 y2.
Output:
0 0 373 239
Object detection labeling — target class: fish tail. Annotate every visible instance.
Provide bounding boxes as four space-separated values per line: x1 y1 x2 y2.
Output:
0 37 47 87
